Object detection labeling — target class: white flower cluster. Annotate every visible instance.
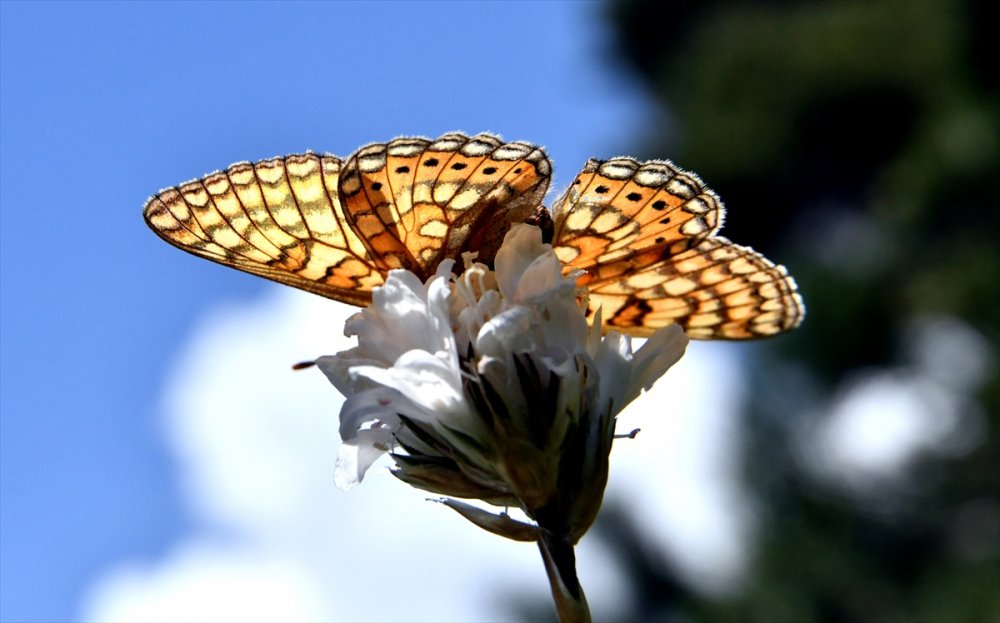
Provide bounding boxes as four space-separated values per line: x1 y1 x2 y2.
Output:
315 224 687 541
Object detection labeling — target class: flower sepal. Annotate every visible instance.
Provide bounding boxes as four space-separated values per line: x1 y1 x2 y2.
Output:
391 453 518 507
436 498 539 543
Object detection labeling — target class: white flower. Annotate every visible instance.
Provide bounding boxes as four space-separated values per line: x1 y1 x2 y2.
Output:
314 224 688 541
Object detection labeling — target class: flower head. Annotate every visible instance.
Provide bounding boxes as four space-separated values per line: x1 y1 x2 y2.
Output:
315 224 687 542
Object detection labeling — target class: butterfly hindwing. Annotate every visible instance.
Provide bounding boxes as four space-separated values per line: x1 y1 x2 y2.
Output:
582 237 804 339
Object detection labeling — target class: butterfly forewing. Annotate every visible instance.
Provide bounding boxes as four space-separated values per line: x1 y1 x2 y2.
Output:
338 132 551 279
144 133 552 305
551 157 722 269
143 153 384 306
436 136 551 269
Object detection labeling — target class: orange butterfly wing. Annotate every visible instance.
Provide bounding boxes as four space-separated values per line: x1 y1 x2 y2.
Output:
144 154 381 306
145 136 803 339
338 132 550 279
143 133 551 303
551 157 804 339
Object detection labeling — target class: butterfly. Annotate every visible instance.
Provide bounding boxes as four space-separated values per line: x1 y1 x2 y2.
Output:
144 132 804 339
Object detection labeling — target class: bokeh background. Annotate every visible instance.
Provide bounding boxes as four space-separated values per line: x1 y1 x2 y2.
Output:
1 1 996 622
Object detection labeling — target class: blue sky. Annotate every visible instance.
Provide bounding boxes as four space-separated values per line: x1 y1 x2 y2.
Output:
0 2 659 620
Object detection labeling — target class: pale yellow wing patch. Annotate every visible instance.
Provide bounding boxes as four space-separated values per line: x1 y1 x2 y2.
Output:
143 153 383 306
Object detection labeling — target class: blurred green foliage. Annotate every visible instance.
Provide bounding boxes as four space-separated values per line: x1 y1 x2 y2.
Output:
578 1 999 621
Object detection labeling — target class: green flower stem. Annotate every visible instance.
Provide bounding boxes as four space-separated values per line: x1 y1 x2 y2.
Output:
537 530 591 623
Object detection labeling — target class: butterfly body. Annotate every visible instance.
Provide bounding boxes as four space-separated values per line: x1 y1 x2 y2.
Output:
144 132 803 339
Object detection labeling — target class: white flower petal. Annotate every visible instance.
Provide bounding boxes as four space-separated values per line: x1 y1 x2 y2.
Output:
591 331 634 416
424 273 457 361
351 351 467 424
435 258 456 280
476 307 535 359
314 352 380 395
513 251 567 302
626 324 689 407
336 387 404 442
334 434 391 489
494 224 549 301
536 298 590 357
348 270 454 366
333 387 406 488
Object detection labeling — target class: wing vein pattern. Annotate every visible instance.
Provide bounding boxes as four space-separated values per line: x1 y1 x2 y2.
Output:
144 133 803 339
